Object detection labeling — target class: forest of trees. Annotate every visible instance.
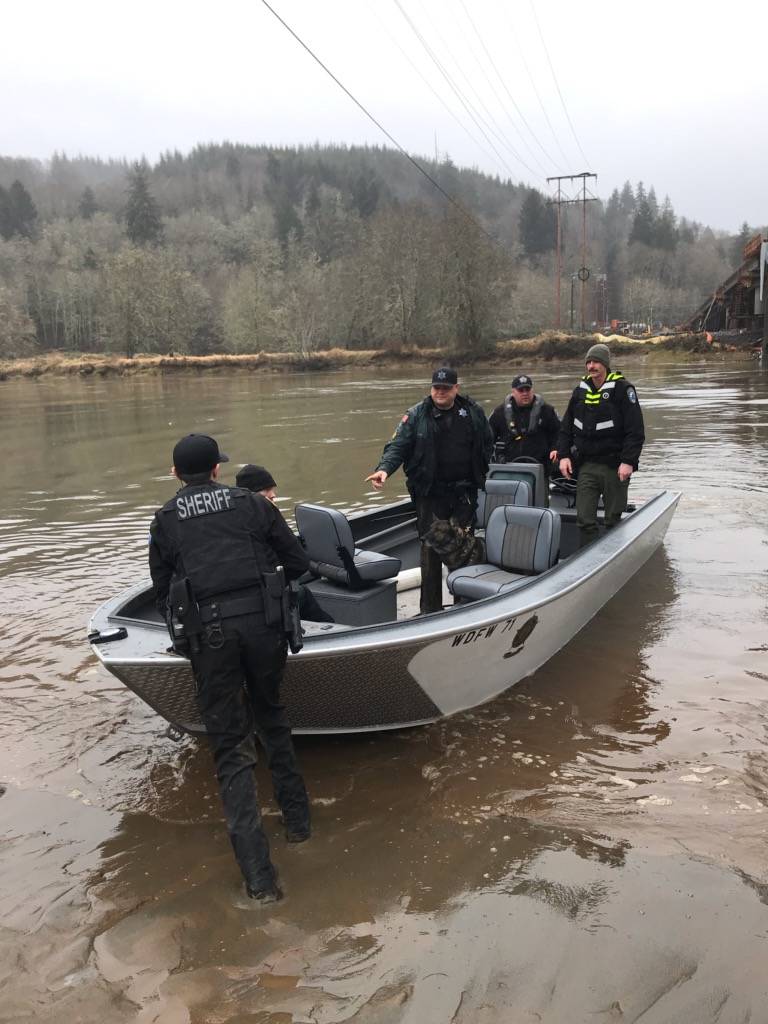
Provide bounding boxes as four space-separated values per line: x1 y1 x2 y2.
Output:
0 144 759 359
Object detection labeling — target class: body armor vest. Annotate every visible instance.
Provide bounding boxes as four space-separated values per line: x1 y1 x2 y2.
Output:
158 483 271 601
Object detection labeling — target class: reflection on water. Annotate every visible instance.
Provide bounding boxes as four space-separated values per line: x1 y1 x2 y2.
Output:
2 361 768 1021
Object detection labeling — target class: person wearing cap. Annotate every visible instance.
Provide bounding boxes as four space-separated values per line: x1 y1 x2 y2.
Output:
236 464 334 624
556 344 645 546
488 374 560 470
366 367 493 614
235 463 277 502
149 434 312 904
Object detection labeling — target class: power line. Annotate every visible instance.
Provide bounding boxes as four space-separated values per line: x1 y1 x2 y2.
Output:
259 0 502 247
393 0 541 181
528 0 590 169
501 12 571 170
407 0 547 179
362 0 507 177
455 0 556 175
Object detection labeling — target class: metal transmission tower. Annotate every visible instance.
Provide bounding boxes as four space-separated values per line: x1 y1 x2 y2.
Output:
546 172 598 331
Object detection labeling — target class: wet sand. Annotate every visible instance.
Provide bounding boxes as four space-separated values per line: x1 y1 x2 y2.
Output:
1 363 767 1022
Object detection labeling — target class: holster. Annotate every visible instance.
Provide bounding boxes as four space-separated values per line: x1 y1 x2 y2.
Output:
167 577 204 656
262 566 304 654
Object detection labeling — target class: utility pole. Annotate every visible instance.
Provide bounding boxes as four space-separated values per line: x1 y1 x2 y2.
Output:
547 172 598 331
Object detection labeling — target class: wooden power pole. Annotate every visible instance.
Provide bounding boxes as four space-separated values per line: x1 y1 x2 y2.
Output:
547 172 598 331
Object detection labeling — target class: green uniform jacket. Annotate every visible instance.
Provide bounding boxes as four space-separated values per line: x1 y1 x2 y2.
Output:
556 371 645 469
376 393 493 497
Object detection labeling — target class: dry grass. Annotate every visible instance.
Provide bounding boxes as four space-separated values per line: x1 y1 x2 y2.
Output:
0 333 747 381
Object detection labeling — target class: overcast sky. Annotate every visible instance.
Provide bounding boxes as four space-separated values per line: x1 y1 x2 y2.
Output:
3 0 764 232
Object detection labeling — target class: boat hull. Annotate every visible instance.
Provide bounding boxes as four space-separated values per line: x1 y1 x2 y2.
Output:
89 491 679 734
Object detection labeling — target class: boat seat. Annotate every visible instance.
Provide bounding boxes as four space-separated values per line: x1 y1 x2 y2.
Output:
448 505 561 601
475 477 532 529
295 503 401 589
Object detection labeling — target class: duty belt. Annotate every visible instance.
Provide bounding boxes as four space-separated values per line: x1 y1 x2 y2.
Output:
198 592 264 623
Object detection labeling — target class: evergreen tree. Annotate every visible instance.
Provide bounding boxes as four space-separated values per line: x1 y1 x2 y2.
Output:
731 221 752 264
619 181 635 215
78 186 98 220
655 196 678 251
5 180 38 238
678 217 698 245
519 189 553 257
0 186 10 240
350 167 380 219
264 153 304 251
124 163 163 246
629 196 655 247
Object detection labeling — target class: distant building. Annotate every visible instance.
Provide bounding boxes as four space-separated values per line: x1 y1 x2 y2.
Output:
683 232 767 337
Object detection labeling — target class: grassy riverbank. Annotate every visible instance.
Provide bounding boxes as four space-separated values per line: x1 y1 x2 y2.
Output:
0 331 754 381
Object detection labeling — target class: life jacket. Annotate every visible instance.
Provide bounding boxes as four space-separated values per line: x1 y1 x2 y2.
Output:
569 371 632 462
504 394 544 439
157 483 272 601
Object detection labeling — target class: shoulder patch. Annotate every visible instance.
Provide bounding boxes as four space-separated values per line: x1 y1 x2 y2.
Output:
627 387 637 404
402 414 409 424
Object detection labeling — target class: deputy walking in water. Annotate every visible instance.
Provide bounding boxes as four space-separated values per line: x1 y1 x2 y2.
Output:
149 434 311 904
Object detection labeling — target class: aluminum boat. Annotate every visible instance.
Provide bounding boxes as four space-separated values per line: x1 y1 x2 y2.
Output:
87 463 679 735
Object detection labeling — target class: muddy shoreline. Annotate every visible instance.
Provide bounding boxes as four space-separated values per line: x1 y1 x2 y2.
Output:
0 332 754 381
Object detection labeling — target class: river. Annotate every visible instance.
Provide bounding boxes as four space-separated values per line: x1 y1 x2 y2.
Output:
1 359 767 1023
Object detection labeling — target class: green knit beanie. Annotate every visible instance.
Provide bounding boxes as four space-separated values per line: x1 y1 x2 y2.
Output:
585 343 611 369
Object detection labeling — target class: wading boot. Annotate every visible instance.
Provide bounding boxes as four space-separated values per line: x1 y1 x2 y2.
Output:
285 824 311 844
246 881 284 904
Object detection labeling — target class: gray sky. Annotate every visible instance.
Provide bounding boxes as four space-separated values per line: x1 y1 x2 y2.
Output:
3 0 764 232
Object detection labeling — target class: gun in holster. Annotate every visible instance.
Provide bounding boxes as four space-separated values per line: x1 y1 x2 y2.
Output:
262 565 304 654
167 577 204 656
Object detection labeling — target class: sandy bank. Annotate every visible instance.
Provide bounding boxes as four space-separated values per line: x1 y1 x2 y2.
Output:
0 332 754 381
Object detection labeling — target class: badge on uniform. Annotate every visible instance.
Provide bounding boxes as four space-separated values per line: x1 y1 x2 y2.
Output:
627 388 637 404
602 391 610 399
458 408 468 417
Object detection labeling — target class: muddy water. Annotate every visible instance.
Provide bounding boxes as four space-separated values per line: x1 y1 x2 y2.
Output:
1 360 768 1022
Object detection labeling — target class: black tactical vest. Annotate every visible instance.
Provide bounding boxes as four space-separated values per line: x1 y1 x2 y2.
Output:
158 483 271 601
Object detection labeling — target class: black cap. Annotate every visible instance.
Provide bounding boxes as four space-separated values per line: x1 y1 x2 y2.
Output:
432 367 458 386
511 374 533 390
172 434 229 474
236 464 277 491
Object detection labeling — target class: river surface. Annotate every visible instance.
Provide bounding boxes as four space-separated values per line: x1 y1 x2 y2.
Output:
1 359 768 1023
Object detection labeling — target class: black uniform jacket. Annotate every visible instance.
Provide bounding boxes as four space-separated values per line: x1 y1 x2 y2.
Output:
489 394 560 465
149 482 309 614
376 393 493 497
556 371 645 469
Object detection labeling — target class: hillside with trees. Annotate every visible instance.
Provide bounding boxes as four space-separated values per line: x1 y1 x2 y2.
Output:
0 144 756 359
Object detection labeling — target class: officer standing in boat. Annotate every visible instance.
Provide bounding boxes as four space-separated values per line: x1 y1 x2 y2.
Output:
488 373 560 470
556 344 645 546
366 367 493 614
149 434 311 904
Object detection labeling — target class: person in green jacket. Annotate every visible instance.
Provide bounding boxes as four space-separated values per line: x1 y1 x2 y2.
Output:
366 367 493 614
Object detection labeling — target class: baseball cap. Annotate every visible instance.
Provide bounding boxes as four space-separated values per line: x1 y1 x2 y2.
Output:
431 367 458 386
172 434 229 474
511 374 533 390
236 464 277 491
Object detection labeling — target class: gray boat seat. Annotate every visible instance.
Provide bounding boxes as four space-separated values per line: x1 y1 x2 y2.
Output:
475 477 532 528
448 505 561 601
295 503 401 589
